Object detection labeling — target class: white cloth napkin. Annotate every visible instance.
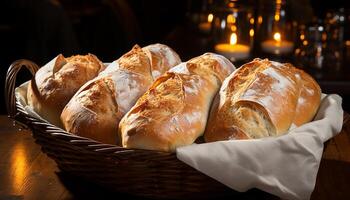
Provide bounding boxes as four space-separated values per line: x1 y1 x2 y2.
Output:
15 82 52 123
176 94 343 200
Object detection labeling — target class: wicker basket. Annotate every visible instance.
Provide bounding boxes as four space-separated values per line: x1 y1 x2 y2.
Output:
5 59 253 199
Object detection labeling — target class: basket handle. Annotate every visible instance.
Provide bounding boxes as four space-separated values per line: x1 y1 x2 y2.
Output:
5 59 39 118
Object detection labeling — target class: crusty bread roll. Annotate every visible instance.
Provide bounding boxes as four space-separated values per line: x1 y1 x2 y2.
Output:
27 54 105 127
60 44 181 144
119 53 236 152
204 58 321 142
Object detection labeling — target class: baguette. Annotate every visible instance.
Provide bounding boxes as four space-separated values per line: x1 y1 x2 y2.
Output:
119 53 235 152
27 54 105 127
204 58 321 142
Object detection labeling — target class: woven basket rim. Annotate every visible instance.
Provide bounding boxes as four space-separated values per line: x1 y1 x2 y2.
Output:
14 82 176 159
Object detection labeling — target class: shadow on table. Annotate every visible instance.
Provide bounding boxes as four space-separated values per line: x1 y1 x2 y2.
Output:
312 159 350 200
56 171 278 200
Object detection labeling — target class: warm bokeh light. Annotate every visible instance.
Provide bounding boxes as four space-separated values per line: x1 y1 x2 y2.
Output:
275 0 281 22
303 40 308 46
228 2 235 8
258 16 263 24
322 33 327 41
208 13 214 23
230 25 237 32
249 29 254 37
10 142 28 192
249 18 254 24
221 19 226 29
346 40 350 46
230 33 237 45
300 34 305 40
227 14 235 24
274 14 280 21
273 32 281 42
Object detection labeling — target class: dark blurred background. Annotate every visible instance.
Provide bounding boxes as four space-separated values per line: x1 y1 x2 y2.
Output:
0 0 348 114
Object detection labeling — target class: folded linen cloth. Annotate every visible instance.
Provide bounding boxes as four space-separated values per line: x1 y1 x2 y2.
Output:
177 94 343 200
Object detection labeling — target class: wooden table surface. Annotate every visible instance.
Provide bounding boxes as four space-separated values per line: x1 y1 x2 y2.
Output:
0 114 349 200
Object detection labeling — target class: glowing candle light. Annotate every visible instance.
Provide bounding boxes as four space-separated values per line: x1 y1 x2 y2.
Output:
230 32 237 44
208 13 214 23
261 32 294 55
215 33 251 61
249 29 254 37
274 32 281 41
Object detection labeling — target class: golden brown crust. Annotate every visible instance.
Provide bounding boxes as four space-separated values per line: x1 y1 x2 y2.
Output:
60 77 120 144
61 44 181 144
186 53 235 83
117 45 153 77
119 53 236 152
204 58 322 142
293 69 321 126
120 72 218 151
142 43 181 79
27 53 105 127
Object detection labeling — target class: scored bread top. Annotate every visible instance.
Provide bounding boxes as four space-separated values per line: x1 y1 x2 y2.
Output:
27 53 105 127
61 77 120 144
72 44 180 118
187 53 235 83
119 53 236 152
142 43 181 79
33 53 105 109
170 53 235 83
204 58 321 142
101 45 153 78
119 72 219 152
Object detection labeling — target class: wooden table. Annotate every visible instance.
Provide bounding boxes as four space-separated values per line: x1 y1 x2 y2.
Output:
0 114 349 200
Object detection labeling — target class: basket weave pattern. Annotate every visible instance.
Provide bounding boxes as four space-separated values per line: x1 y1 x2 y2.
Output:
5 60 233 199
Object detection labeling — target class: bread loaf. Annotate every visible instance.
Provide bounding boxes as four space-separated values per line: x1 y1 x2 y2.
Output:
27 54 105 127
119 53 235 152
204 58 321 142
60 44 181 144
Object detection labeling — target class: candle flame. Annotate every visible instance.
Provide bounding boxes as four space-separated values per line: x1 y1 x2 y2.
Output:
249 29 254 37
208 13 214 23
230 33 237 45
273 32 281 42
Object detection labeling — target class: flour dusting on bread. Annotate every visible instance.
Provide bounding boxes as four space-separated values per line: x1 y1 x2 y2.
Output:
204 58 321 142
